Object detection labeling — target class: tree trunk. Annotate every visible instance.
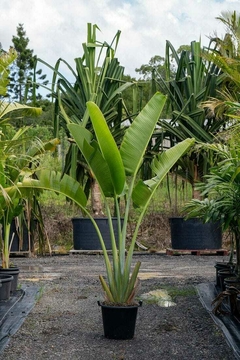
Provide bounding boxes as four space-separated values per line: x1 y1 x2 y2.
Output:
193 164 201 199
91 178 103 216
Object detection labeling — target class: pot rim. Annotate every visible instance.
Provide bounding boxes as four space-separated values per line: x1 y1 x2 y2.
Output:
97 300 142 309
0 274 13 283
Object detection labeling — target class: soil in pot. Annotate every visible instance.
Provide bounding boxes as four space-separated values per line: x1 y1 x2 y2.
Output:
0 274 13 301
98 301 142 340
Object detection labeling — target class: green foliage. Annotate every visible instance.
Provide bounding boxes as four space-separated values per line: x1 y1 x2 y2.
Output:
18 92 194 304
184 142 240 276
157 40 229 192
38 23 134 213
0 47 17 97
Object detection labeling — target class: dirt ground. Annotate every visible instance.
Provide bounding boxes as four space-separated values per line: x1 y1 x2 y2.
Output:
0 253 237 360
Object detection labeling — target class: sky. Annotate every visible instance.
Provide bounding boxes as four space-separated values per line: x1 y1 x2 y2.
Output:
0 0 240 82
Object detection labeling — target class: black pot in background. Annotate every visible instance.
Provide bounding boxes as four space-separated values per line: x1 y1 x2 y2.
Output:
72 217 122 251
98 301 142 340
10 220 30 252
0 266 20 292
169 217 222 250
236 294 240 316
0 274 13 301
225 282 240 316
2 219 34 253
218 269 235 291
215 262 233 288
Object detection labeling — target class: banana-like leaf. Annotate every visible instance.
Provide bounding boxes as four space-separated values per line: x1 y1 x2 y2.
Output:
0 48 17 96
132 138 195 207
0 102 42 120
18 170 87 209
67 124 115 197
120 92 167 175
86 102 126 195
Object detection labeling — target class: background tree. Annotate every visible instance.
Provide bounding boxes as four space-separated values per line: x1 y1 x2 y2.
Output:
38 23 134 215
9 23 48 104
156 40 228 201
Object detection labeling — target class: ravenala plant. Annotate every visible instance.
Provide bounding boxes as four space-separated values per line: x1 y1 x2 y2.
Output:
18 92 194 304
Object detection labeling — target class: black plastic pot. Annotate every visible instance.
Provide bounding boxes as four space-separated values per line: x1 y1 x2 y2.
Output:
225 282 240 316
0 274 13 301
98 301 142 339
72 217 122 250
218 269 235 291
0 266 19 292
2 219 34 253
236 294 240 316
214 262 233 288
169 217 222 250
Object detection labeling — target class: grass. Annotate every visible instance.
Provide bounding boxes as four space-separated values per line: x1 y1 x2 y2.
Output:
161 285 197 299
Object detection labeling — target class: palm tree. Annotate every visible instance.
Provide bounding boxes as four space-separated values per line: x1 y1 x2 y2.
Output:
184 142 240 277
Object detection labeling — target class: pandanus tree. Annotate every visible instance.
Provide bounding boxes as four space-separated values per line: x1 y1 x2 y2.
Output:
38 23 134 215
156 40 229 199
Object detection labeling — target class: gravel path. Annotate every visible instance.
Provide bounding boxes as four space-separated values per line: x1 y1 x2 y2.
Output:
0 254 236 360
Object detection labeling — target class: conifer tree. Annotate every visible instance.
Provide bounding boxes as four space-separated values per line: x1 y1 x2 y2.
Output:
9 23 48 104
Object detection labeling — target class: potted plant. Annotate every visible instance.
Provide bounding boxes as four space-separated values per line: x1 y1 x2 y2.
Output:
156 40 231 250
19 92 194 338
0 47 45 294
184 142 240 285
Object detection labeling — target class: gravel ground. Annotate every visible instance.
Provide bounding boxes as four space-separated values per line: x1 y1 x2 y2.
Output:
0 254 237 360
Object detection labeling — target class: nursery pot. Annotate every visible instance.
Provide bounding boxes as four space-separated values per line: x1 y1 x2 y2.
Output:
215 262 233 288
218 269 235 291
225 283 240 316
72 217 122 251
0 274 13 301
3 219 34 253
0 266 19 292
236 294 240 316
169 217 222 250
98 301 142 340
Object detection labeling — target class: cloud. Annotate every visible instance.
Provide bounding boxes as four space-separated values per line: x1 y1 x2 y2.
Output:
0 0 239 80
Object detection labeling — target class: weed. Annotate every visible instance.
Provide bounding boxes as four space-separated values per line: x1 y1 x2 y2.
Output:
35 286 44 302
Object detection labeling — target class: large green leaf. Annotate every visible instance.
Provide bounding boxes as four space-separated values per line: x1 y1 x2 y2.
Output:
67 123 115 197
0 102 42 120
86 102 126 195
18 170 87 209
120 92 167 175
132 138 195 207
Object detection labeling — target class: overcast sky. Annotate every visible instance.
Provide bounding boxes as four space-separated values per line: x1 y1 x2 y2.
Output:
1 0 240 80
